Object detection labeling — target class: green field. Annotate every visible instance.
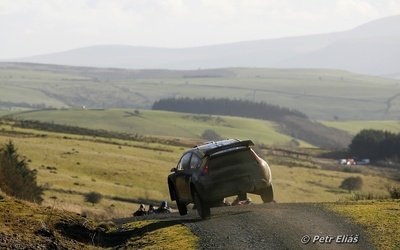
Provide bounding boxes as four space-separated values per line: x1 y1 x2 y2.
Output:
6 109 313 147
0 123 398 219
1 63 400 120
323 120 400 134
0 110 12 116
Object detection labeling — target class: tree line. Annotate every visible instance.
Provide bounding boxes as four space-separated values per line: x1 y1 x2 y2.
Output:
152 97 307 122
349 129 400 161
0 101 51 109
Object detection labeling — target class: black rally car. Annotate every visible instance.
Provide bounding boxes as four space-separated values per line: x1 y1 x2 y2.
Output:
168 139 273 219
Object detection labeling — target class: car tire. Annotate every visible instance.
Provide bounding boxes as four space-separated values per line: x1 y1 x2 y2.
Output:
260 184 274 203
176 198 188 216
193 190 210 219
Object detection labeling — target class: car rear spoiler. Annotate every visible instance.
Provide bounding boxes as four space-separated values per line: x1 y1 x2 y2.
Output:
205 140 254 156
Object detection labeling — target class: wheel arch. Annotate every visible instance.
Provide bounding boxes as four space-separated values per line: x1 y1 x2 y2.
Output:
168 178 176 201
190 182 197 200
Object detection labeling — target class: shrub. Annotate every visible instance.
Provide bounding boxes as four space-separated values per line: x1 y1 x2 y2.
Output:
349 192 388 201
340 176 363 192
84 191 102 205
201 129 222 141
388 185 400 199
0 141 43 203
288 139 300 148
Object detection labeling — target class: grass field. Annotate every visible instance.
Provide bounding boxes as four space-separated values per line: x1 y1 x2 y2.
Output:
271 164 395 203
0 110 12 116
0 123 398 219
6 109 313 147
1 63 400 120
0 123 181 218
327 200 400 249
322 120 400 135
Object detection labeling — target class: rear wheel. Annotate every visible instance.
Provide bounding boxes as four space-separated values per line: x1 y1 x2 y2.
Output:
193 190 210 219
260 184 274 203
176 198 187 216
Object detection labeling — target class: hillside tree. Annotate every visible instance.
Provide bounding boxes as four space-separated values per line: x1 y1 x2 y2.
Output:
0 141 43 203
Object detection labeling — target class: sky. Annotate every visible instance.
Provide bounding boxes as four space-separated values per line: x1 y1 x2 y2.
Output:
0 0 400 59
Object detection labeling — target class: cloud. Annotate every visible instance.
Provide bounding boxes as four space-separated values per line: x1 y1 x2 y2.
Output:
335 0 378 17
0 0 399 58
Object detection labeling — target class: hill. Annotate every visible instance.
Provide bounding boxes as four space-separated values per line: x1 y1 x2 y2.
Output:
0 120 398 215
1 63 399 120
322 120 400 135
7 15 400 76
279 15 400 75
3 109 313 147
152 98 351 149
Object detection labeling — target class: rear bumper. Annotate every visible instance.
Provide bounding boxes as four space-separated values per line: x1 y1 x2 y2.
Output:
195 177 271 202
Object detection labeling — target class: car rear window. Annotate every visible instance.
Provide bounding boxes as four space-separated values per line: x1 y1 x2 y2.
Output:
190 154 202 169
209 148 256 169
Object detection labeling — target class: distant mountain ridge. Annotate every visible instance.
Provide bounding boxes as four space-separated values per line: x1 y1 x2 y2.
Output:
7 15 400 76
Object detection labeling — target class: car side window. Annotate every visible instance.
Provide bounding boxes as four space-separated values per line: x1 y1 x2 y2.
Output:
190 154 201 169
177 153 191 171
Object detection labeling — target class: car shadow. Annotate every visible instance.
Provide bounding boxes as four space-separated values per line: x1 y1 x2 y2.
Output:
55 217 201 248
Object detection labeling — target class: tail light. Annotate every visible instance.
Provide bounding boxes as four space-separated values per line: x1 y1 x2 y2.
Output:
201 165 209 175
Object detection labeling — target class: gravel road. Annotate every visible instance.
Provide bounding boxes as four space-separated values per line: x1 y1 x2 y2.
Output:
180 203 374 250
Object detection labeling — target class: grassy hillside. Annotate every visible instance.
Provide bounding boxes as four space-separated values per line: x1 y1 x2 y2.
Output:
0 192 96 249
0 110 16 116
0 121 182 218
0 192 197 249
322 120 400 135
6 109 313 147
0 122 398 219
1 63 400 120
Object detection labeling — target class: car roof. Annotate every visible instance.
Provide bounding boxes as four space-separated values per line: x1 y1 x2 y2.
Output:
188 139 254 156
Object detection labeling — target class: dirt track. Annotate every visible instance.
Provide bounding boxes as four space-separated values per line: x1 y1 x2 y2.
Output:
179 203 374 250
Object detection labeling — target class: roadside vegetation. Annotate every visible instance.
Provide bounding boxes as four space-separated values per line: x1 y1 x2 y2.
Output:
0 191 197 249
122 220 197 249
327 200 400 249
